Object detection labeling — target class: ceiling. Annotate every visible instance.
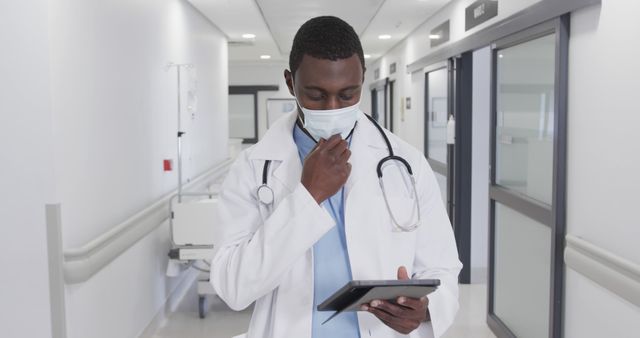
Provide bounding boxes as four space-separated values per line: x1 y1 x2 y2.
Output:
188 0 451 65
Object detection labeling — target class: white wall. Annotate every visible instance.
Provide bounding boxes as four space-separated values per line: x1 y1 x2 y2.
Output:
229 61 292 140
565 1 640 336
0 1 228 337
0 1 56 337
48 0 228 336
50 0 228 249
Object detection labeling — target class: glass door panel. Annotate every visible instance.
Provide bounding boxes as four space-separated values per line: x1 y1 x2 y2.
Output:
377 86 386 127
495 34 556 205
493 203 551 338
427 68 449 164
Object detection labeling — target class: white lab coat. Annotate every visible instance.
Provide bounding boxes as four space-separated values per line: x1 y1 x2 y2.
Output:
211 110 462 338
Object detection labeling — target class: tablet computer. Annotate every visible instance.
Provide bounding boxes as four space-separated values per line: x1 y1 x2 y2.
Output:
317 279 440 324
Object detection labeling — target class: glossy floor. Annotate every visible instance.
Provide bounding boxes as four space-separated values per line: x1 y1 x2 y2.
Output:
151 283 495 338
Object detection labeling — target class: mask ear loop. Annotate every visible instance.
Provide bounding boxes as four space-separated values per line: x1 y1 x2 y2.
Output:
291 79 319 143
295 115 318 143
290 78 304 116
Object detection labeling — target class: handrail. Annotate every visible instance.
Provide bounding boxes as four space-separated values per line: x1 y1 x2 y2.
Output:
565 234 640 307
63 158 233 284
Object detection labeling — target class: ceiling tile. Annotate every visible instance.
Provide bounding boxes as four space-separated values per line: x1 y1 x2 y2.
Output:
189 0 452 63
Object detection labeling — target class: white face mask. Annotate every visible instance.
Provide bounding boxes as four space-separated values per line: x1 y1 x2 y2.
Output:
292 82 361 140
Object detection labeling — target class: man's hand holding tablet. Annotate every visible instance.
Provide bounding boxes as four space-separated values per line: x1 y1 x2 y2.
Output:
317 266 438 334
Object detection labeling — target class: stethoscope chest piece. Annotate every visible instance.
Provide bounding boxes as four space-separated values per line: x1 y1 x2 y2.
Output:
257 184 274 205
258 159 274 206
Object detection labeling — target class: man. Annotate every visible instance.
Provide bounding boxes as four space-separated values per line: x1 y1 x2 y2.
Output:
211 16 461 338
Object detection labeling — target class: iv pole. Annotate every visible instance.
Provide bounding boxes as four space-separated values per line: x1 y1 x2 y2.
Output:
165 62 220 319
166 62 194 203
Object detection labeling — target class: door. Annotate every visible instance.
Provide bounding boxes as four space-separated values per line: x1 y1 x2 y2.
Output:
388 80 395 132
424 63 451 214
370 78 391 129
487 17 568 338
424 56 473 284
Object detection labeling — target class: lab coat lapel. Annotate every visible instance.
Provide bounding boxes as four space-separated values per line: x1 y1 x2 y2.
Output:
272 147 302 193
344 126 374 202
248 110 302 193
344 112 399 282
344 112 394 201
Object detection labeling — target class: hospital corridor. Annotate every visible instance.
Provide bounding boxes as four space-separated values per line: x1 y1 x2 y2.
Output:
2 0 639 338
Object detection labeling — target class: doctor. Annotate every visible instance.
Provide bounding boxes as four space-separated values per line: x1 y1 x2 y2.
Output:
211 16 462 338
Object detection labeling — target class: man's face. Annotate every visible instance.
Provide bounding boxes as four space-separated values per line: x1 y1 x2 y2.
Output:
285 54 364 113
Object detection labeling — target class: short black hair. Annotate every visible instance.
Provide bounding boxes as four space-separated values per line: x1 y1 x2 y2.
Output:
289 16 365 76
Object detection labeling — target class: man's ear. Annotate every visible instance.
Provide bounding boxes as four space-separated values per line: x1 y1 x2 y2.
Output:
284 69 295 97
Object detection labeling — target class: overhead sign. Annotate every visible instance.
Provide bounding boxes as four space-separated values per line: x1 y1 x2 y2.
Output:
465 0 498 31
430 20 450 48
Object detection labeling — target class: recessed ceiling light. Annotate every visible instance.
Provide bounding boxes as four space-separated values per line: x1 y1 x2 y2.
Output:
429 34 441 39
364 54 371 59
260 55 271 59
242 33 256 39
378 34 391 40
498 54 504 58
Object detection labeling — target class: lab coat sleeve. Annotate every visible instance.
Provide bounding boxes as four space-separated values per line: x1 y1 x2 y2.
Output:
210 152 336 311
411 156 462 338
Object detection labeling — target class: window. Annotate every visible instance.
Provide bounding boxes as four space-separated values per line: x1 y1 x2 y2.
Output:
228 85 278 143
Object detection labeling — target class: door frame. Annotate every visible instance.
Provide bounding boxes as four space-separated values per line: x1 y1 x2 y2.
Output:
423 61 451 211
369 78 389 128
452 53 473 285
424 57 473 284
388 79 395 133
487 16 569 338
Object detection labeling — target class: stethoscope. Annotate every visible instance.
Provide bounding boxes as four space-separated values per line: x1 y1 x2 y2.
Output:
256 114 421 232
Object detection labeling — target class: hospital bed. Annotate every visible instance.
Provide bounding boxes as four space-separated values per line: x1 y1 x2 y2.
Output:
167 189 222 318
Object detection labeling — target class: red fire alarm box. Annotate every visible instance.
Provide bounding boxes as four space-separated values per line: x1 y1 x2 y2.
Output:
163 159 173 171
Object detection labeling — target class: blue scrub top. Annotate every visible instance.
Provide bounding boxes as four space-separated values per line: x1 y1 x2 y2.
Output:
292 123 361 338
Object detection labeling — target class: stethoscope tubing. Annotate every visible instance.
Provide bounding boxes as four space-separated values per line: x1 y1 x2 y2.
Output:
257 114 421 232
